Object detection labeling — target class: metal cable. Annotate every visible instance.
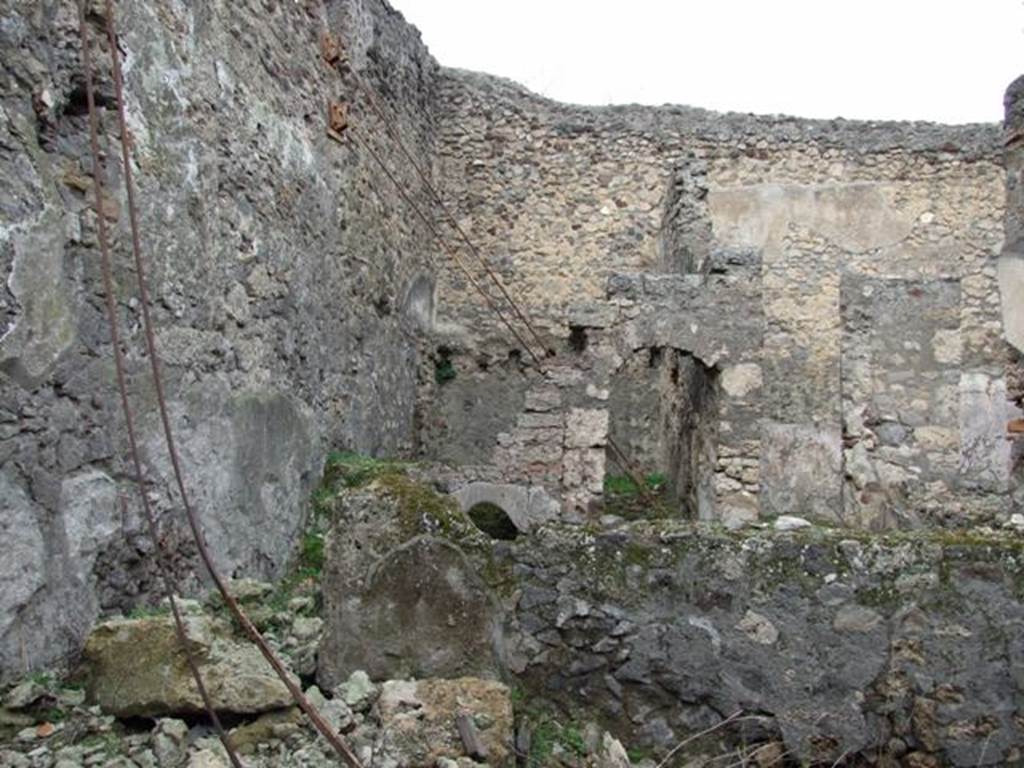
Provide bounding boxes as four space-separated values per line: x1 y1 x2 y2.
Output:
331 40 656 500
76 5 244 767
99 3 362 765
341 102 655 505
337 56 552 357
344 125 546 367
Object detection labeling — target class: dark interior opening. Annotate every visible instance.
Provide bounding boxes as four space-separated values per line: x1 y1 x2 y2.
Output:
467 502 519 540
434 345 456 385
606 347 718 518
568 325 588 353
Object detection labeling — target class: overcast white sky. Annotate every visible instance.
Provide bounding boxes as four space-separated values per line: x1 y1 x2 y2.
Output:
395 1 1022 124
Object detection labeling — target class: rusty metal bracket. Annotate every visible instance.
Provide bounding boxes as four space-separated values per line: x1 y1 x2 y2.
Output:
327 100 349 143
321 30 346 66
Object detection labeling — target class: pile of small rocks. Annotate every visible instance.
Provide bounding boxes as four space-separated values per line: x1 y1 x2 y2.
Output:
0 578 631 768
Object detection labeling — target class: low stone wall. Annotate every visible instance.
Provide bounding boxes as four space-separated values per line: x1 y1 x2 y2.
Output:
319 471 1024 766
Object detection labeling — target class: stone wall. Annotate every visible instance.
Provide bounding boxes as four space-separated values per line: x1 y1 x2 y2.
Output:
0 0 441 680
1000 77 1024 509
422 69 1020 527
1002 76 1024 357
2 0 1021 687
321 470 1024 767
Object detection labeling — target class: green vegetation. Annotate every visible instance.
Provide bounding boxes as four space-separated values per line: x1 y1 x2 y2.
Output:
603 472 666 496
602 472 677 520
322 451 412 490
527 716 587 767
434 357 456 385
296 530 325 580
627 746 654 763
79 732 124 756
29 671 54 688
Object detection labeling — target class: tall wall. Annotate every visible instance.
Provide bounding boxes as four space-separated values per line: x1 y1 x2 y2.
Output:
0 0 440 680
1003 76 1024 510
1002 76 1024 357
425 70 1017 526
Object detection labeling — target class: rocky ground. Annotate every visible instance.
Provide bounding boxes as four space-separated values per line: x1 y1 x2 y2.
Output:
6 453 1024 768
0 576 637 768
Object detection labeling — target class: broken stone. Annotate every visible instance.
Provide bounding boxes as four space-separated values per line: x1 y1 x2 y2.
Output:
151 718 188 767
596 732 631 768
83 615 297 717
3 680 49 710
228 707 303 753
333 670 379 713
375 678 513 767
187 749 228 768
832 605 883 633
736 610 779 645
773 515 812 531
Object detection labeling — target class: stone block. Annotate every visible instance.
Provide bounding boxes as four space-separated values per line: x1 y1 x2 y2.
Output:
959 372 1013 492
562 448 605 495
999 254 1024 353
720 362 763 400
452 482 559 533
375 678 513 768
319 534 503 687
83 615 296 717
565 408 609 449
760 422 843 523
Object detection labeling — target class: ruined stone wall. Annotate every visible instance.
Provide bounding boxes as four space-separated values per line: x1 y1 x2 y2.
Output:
424 70 1017 527
1001 77 1024 506
1003 76 1024 360
0 0 441 680
321 472 1024 768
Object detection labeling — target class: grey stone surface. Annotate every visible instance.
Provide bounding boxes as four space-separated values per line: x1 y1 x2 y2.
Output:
317 482 505 688
83 614 298 717
0 0 439 679
317 476 1024 766
760 423 843 523
1002 75 1024 420
1005 75 1024 260
140 383 317 580
0 470 46 679
1002 76 1024 512
1000 255 1024 353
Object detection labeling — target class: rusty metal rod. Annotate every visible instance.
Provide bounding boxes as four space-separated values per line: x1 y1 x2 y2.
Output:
331 36 658 507
335 50 552 357
343 123 546 368
99 3 363 765
76 5 244 767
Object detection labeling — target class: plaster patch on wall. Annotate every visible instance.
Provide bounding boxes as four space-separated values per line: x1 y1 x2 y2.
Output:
999 255 1024 353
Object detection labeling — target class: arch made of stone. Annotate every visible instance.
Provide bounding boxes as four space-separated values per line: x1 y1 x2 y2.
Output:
451 482 558 535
